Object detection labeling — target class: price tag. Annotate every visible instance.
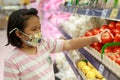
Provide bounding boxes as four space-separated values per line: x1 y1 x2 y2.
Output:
98 64 104 74
101 9 109 18
85 9 90 15
109 9 119 19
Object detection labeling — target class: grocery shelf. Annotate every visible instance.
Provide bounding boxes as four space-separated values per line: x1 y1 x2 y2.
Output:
63 51 82 80
83 47 120 79
59 27 120 80
61 6 120 21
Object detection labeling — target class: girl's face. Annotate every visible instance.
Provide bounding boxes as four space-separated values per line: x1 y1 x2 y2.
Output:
16 16 41 46
24 16 41 35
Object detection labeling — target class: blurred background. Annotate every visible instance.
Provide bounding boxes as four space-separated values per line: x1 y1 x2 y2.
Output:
0 0 35 30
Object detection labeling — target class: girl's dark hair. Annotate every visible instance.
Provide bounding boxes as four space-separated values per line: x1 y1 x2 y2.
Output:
6 8 38 48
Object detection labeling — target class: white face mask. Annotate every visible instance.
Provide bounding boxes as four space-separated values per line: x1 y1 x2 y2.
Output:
21 31 42 47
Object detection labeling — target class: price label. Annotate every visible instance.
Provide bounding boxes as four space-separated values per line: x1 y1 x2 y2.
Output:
101 9 109 18
98 64 104 74
85 9 90 15
109 9 119 19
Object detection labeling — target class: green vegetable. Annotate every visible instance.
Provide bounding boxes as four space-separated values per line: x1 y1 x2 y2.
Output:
114 0 118 8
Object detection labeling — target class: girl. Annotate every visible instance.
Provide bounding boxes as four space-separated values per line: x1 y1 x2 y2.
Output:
4 8 106 80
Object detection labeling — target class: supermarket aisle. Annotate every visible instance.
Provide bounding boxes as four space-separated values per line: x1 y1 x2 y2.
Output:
0 29 14 80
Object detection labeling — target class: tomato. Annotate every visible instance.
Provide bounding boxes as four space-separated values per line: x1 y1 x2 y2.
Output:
115 58 120 65
107 29 115 35
101 25 108 29
99 25 108 32
114 34 120 42
113 47 120 53
116 21 120 30
103 47 113 55
108 55 116 61
104 47 113 53
113 28 120 34
115 54 120 58
92 28 100 35
101 32 114 44
108 21 116 29
85 30 93 36
90 42 102 51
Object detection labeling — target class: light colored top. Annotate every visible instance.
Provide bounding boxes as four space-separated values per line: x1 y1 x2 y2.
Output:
4 39 64 80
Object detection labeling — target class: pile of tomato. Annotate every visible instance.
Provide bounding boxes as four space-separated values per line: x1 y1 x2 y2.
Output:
85 21 120 65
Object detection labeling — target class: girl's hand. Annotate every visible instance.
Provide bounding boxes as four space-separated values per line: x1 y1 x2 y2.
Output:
95 29 109 42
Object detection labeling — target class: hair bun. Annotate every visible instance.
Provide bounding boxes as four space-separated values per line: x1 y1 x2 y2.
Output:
27 8 38 15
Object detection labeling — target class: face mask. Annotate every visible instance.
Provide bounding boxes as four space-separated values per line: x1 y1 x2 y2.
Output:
21 31 42 47
9 28 42 47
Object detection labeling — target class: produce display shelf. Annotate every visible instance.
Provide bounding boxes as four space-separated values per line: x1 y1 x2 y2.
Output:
81 47 120 80
59 28 120 80
61 6 120 21
63 51 83 80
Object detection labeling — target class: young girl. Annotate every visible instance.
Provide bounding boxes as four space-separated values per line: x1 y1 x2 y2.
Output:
4 8 106 80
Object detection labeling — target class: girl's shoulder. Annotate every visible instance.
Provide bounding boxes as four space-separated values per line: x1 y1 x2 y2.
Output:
5 48 24 62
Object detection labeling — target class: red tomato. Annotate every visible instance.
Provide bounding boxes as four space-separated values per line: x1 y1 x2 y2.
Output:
108 21 116 29
91 42 102 51
113 47 120 53
103 47 113 55
101 32 114 44
115 58 120 65
99 25 108 32
113 28 120 34
104 47 113 53
108 55 116 61
115 54 120 58
85 30 93 36
92 28 100 35
101 25 108 29
114 34 120 42
107 29 115 35
116 21 120 30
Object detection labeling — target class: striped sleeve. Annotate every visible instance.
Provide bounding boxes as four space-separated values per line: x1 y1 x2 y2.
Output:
4 59 20 80
46 39 64 53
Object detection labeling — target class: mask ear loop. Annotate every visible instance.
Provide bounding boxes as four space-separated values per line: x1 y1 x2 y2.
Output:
9 28 32 39
18 30 32 40
9 28 18 34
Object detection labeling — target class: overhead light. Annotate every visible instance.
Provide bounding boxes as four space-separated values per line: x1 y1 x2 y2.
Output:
2 5 20 10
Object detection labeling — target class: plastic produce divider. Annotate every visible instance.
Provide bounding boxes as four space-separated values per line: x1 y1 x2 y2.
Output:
101 42 120 59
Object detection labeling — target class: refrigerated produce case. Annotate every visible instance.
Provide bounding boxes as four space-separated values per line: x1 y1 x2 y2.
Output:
59 27 120 80
57 0 120 80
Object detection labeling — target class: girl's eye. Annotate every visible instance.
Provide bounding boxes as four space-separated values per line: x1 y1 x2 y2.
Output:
32 29 37 31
